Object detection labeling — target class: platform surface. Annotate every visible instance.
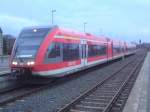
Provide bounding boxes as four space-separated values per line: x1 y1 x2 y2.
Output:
123 52 150 112
0 56 10 75
0 70 10 76
0 67 10 76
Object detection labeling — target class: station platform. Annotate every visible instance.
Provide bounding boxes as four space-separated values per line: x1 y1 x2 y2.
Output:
123 52 150 112
0 55 10 75
0 56 9 66
0 67 10 76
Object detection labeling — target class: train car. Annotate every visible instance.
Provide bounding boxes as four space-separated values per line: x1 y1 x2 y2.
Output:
10 25 136 79
126 42 137 54
111 40 124 59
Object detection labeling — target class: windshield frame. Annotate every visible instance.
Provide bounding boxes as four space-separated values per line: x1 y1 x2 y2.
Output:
14 27 52 58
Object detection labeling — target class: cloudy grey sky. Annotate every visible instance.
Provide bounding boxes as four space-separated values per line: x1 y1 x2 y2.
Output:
0 0 150 43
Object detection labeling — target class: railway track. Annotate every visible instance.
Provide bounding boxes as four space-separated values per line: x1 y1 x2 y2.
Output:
0 57 130 105
0 52 145 109
57 52 146 112
0 78 57 106
0 71 17 86
0 76 20 95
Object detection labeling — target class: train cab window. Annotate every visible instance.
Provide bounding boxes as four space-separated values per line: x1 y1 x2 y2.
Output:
63 43 79 61
45 42 62 63
15 28 51 58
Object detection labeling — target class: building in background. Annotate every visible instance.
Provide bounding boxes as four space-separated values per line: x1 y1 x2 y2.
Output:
3 35 16 55
0 27 3 55
140 43 150 50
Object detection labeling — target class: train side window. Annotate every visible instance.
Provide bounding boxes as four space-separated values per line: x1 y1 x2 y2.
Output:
88 44 106 57
98 45 107 55
63 43 79 61
48 43 60 58
113 45 121 54
45 42 62 63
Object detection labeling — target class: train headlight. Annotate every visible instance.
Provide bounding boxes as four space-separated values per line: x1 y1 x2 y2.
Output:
27 61 35 66
12 61 18 65
30 61 35 65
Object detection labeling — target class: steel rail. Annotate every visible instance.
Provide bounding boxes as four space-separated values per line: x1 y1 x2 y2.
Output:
57 53 145 112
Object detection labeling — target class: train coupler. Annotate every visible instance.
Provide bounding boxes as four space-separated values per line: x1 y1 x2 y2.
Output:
11 68 32 78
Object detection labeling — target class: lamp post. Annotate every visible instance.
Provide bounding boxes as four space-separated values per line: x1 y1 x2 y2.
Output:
0 27 3 55
83 22 87 33
99 28 103 36
51 9 56 24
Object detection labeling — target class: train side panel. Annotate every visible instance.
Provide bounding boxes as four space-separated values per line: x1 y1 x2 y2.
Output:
10 26 137 79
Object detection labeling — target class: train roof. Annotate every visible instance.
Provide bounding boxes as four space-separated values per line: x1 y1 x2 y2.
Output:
20 25 131 44
58 27 108 42
22 25 58 30
21 25 108 41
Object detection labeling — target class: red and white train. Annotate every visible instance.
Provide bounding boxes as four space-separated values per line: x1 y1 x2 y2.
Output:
10 26 136 78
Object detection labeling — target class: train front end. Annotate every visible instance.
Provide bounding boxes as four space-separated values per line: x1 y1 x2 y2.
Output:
10 27 51 78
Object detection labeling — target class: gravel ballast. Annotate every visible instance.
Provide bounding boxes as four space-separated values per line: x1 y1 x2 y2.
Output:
0 54 139 112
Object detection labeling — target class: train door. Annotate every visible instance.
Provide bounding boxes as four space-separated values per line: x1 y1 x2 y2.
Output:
81 40 87 66
107 42 113 59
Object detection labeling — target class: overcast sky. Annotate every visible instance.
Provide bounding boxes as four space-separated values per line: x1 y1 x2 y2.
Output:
0 0 150 43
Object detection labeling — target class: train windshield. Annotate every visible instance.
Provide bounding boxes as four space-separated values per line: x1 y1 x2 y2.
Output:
14 28 51 58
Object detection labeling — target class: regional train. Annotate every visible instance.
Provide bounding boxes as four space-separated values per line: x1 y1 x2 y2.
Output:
10 25 136 78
